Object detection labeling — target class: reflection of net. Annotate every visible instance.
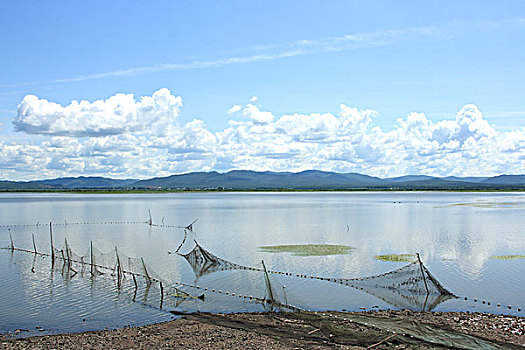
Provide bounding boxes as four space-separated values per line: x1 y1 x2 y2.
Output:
339 262 455 311
180 241 455 311
180 241 247 279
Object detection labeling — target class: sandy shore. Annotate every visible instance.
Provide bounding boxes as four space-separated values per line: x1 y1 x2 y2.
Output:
2 310 524 349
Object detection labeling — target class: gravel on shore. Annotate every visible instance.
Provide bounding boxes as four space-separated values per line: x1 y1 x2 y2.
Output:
1 310 524 349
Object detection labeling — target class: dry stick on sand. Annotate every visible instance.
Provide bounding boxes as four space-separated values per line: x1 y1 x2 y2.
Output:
366 334 397 349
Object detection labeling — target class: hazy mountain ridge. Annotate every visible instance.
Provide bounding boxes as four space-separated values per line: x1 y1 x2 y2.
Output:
0 176 137 190
0 170 525 191
2 171 522 190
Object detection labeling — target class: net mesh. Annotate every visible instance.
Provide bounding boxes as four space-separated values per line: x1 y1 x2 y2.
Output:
338 262 455 311
179 240 455 311
179 240 247 279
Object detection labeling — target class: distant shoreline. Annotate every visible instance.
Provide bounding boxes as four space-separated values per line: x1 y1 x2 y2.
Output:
1 188 524 194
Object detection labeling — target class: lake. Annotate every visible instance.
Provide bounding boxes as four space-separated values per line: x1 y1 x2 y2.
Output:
1 191 524 337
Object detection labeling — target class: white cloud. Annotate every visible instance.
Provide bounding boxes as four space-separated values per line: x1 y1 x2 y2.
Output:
14 88 182 137
242 104 274 124
1 89 524 180
249 96 258 102
227 105 241 115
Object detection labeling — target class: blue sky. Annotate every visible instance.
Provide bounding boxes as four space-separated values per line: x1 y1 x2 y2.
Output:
0 1 524 180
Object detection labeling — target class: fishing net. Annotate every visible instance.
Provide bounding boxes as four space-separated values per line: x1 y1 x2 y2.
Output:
179 240 247 279
332 261 456 311
292 312 510 350
179 240 455 311
50 239 165 288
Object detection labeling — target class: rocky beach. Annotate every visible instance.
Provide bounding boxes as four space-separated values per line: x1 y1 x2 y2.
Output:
2 310 524 349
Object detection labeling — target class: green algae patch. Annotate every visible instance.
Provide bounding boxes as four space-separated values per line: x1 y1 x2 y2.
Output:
437 202 519 209
374 254 416 262
490 255 525 260
259 244 354 256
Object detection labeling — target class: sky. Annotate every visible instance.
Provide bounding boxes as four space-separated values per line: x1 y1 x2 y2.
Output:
0 1 524 180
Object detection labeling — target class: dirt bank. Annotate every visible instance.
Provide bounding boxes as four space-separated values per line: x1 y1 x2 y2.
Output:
2 310 524 349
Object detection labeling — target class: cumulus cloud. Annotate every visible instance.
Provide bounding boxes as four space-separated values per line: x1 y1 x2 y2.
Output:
242 104 274 124
1 88 524 180
14 88 182 137
249 96 258 102
227 105 242 115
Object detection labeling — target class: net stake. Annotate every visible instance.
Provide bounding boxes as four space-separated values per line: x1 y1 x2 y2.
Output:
90 241 95 276
141 257 151 285
115 246 122 289
64 238 71 268
416 253 429 295
32 234 37 254
8 228 14 251
261 260 275 306
50 222 55 264
160 282 164 309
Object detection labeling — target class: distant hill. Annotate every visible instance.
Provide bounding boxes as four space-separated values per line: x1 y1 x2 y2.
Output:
385 175 436 182
0 181 57 190
481 175 525 185
132 170 383 189
0 172 524 190
0 176 137 190
443 176 489 183
37 176 137 189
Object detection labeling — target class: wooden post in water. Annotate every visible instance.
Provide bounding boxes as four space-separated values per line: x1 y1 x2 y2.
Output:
416 253 429 295
129 257 138 289
261 260 275 305
115 246 121 289
160 281 164 309
64 238 71 268
132 273 138 289
32 234 37 254
90 241 95 276
8 228 14 251
141 257 151 285
148 209 153 226
49 222 55 264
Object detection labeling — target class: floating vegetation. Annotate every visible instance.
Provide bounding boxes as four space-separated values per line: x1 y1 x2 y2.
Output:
436 202 519 209
490 255 525 260
374 254 416 262
259 244 354 256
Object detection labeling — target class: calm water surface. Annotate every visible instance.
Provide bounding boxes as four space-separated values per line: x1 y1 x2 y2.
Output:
1 192 524 337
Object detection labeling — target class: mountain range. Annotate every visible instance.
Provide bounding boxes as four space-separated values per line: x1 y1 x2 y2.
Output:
1 171 524 190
